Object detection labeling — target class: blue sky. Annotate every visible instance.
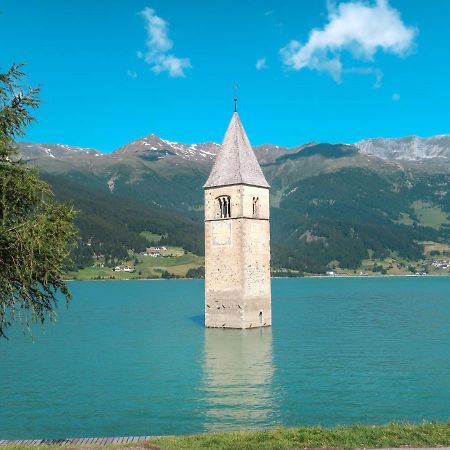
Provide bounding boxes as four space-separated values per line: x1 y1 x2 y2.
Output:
1 0 449 151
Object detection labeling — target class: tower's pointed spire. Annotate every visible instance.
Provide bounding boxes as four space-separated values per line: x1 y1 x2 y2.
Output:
204 111 270 188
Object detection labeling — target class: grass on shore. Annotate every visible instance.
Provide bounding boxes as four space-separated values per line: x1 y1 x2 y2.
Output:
151 422 450 449
3 422 450 450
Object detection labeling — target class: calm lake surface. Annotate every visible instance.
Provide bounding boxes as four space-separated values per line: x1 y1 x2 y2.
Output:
1 277 449 439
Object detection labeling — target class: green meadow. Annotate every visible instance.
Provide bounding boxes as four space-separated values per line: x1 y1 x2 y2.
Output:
412 201 450 230
68 246 204 280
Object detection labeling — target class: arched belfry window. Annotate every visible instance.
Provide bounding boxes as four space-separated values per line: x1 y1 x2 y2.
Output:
217 196 231 219
252 197 259 217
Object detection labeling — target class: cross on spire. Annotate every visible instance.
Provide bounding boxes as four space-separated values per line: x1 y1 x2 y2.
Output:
233 83 238 112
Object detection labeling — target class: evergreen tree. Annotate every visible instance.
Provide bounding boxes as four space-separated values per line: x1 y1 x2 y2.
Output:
0 64 76 338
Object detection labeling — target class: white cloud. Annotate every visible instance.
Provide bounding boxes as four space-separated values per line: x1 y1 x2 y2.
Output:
392 92 400 101
127 70 138 78
280 0 417 82
138 6 191 78
256 57 267 70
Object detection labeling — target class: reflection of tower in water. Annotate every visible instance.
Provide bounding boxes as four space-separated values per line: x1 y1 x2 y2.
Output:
200 328 276 431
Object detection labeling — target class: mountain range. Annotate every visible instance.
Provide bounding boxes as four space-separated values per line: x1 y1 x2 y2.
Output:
17 133 450 273
20 132 450 162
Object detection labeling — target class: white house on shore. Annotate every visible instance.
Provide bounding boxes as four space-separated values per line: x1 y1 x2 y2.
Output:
113 265 135 273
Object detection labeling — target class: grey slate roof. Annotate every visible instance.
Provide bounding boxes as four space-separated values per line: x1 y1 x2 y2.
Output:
204 112 270 188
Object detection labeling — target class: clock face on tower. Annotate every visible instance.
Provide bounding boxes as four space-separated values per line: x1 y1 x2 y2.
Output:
212 220 232 246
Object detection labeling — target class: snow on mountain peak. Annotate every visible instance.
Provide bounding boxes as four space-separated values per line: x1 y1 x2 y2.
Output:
355 135 450 161
113 134 220 161
18 132 450 164
18 142 101 160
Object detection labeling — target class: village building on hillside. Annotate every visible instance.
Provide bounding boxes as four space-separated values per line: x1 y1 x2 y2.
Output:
432 259 450 269
141 251 161 257
141 246 167 257
113 265 135 273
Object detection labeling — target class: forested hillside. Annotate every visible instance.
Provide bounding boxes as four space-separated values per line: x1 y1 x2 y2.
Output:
18 136 450 275
271 168 442 272
41 173 203 270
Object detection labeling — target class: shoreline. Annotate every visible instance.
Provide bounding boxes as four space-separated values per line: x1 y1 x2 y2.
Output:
64 273 450 282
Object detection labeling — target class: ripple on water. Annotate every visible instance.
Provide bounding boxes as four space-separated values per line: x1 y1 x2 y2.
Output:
0 277 449 439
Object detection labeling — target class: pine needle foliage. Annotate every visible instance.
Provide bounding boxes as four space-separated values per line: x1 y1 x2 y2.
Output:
0 64 76 338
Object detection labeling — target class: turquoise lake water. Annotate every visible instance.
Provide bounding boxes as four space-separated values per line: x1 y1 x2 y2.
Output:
0 277 449 439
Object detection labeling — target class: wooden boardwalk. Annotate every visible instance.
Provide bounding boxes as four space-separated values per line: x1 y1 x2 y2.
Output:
0 436 155 446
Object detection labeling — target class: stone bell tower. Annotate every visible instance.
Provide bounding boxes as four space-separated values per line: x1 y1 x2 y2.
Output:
204 106 271 329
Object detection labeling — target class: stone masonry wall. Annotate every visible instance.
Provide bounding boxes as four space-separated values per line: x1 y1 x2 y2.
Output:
205 184 271 328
